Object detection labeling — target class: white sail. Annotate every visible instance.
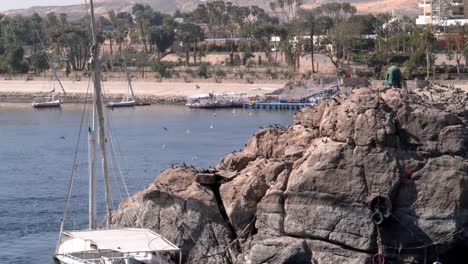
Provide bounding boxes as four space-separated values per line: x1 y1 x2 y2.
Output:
107 59 136 108
31 28 65 108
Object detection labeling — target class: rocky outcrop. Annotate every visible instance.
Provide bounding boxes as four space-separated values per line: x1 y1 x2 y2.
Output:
112 86 468 264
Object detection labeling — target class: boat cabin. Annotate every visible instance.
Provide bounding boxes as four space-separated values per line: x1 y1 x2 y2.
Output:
56 228 181 264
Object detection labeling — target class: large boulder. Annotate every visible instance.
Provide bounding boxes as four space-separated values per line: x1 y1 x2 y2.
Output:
111 166 237 263
113 86 468 264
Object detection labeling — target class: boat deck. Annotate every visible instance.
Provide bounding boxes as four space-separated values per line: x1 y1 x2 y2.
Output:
58 250 129 264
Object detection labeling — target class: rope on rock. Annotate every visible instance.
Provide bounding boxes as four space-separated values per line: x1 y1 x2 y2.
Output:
372 225 385 264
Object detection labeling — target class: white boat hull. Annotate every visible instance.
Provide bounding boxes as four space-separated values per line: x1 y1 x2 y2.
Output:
32 99 62 108
107 100 136 108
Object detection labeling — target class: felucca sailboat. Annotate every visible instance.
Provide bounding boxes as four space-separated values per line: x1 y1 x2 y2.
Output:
32 27 66 108
31 74 65 108
106 62 136 108
54 1 181 263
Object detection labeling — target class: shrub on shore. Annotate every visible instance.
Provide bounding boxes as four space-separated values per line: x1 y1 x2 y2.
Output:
150 61 174 78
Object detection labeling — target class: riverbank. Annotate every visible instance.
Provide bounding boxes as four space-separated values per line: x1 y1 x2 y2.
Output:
0 79 286 104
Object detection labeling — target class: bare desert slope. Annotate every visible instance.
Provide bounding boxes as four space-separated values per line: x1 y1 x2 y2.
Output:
1 0 419 20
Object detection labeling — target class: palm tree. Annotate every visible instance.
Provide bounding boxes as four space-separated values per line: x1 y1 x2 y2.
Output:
421 28 437 79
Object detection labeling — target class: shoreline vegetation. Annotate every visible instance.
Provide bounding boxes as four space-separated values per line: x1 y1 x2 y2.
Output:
0 77 287 104
2 78 467 105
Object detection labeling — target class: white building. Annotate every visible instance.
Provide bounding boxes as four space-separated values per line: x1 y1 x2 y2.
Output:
416 0 468 25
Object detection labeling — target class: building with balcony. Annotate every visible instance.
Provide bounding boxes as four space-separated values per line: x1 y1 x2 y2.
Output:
416 0 468 25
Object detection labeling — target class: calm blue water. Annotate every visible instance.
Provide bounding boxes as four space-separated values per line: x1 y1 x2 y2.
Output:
0 103 293 263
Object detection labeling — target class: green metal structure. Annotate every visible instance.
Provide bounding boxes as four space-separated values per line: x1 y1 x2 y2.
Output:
383 66 404 88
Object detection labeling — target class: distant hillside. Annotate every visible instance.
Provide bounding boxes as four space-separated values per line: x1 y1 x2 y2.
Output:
1 0 419 20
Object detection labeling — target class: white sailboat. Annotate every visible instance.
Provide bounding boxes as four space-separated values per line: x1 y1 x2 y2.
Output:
54 1 181 263
107 62 136 108
32 28 66 108
31 84 63 108
32 70 66 108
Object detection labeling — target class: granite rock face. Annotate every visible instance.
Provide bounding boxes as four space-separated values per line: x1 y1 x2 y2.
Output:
113 86 468 264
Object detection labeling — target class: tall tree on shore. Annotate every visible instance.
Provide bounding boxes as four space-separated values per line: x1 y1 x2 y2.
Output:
421 28 437 79
45 13 63 54
116 12 134 53
269 0 303 24
300 10 327 73
446 24 467 74
132 4 152 53
176 23 204 65
150 26 175 60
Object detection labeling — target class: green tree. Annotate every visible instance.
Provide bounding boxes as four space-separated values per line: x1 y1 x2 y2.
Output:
45 12 64 54
421 28 437 79
149 27 175 60
150 61 173 77
403 50 425 77
6 46 28 73
446 24 467 74
132 4 153 53
299 10 327 73
176 23 205 65
269 0 303 23
61 28 90 70
327 20 363 69
31 50 50 73
115 12 134 53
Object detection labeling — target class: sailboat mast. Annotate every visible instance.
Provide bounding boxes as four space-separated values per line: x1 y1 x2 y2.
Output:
88 105 97 229
89 0 113 228
124 61 135 100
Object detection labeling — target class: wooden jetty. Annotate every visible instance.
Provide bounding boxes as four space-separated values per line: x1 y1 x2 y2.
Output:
244 101 315 110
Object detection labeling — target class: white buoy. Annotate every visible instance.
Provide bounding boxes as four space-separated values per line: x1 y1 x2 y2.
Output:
210 125 214 129
186 129 190 134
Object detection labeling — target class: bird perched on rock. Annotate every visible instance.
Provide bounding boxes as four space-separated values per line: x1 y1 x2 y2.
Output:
195 85 200 89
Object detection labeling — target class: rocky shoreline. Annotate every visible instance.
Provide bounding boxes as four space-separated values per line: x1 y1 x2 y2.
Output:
112 85 467 264
0 92 187 104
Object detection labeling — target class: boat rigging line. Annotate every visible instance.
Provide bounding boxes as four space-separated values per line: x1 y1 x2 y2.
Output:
30 23 66 95
55 75 92 254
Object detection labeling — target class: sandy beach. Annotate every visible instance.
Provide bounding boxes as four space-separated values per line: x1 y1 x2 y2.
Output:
0 78 286 103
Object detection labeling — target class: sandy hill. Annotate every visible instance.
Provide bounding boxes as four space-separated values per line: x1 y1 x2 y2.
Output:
1 0 419 20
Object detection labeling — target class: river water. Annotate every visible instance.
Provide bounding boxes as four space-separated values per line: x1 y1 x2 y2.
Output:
0 103 293 263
